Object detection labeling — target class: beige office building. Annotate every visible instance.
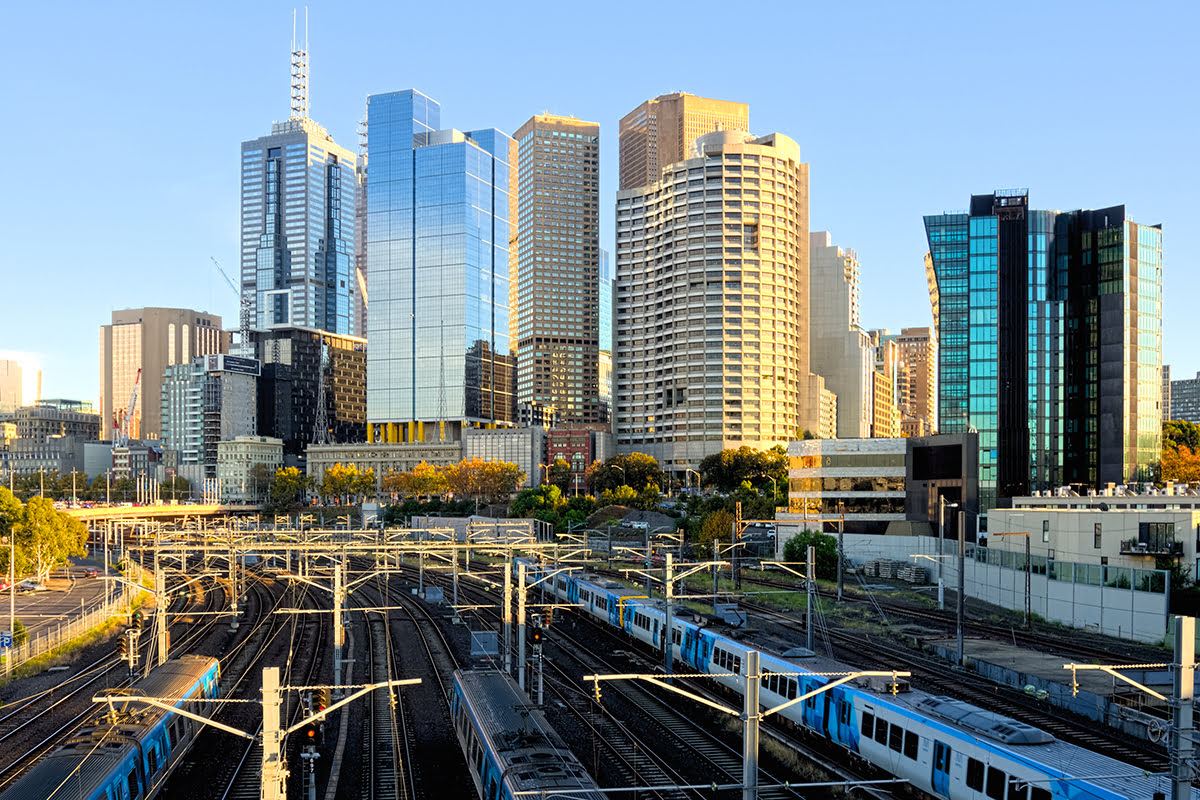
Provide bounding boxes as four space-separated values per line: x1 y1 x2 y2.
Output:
513 114 605 427
870 331 902 438
809 232 872 438
99 308 226 441
618 93 749 190
0 360 21 415
615 129 826 473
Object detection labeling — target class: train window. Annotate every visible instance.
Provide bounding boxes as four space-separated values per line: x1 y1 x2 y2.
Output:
861 712 874 736
760 670 770 686
1008 780 1028 800
1031 787 1051 800
967 758 984 791
672 628 681 645
148 748 159 775
986 766 1006 800
888 724 903 752
127 770 140 800
485 776 499 800
874 719 888 745
732 656 741 674
786 680 796 700
903 730 919 759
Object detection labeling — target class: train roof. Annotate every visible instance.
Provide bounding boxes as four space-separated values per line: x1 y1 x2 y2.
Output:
0 746 131 800
83 655 217 727
454 670 605 798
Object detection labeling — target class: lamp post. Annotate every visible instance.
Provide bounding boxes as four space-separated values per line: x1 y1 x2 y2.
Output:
684 469 700 494
611 464 626 489
538 463 551 486
957 509 967 667
937 497 958 611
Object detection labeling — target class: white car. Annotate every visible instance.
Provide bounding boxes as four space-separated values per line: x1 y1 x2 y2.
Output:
18 580 47 592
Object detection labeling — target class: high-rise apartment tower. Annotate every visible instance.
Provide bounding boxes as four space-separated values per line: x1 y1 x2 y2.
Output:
618 93 749 190
809 232 872 438
364 90 516 444
513 115 605 428
925 191 1162 518
615 129 827 472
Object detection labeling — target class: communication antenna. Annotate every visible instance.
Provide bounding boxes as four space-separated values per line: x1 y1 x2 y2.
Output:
290 7 309 120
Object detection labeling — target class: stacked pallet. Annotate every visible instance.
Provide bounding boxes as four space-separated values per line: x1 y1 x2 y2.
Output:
862 559 927 584
896 563 927 584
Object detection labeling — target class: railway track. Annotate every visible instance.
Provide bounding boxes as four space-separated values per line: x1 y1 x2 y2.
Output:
0 572 229 787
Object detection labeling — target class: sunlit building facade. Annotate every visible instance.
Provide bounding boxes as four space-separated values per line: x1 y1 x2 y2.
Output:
615 129 827 473
365 90 516 444
925 191 1162 522
618 93 749 190
513 114 605 428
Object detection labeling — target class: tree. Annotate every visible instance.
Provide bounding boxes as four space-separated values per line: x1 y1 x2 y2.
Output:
782 529 839 579
547 458 572 494
0 487 24 578
509 485 564 519
160 476 192 502
1162 444 1200 484
586 453 665 494
699 446 788 494
248 463 275 500
270 467 311 509
693 509 735 559
18 496 86 581
1164 420 1200 454
111 477 136 503
479 461 524 504
634 483 663 511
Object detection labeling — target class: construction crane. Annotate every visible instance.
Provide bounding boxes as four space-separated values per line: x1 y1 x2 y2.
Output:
114 368 142 447
210 257 253 355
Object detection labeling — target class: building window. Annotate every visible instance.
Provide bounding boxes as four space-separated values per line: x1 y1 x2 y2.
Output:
1042 520 1049 543
1094 523 1102 549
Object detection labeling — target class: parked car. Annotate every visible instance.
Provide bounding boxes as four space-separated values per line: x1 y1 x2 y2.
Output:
84 568 98 578
0 581 8 592
18 580 47 592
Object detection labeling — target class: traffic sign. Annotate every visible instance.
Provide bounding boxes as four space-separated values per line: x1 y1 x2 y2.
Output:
0 631 11 648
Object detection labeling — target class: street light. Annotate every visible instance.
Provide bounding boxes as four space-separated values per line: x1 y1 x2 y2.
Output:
685 468 700 493
538 463 551 486
938 497 959 611
611 464 626 490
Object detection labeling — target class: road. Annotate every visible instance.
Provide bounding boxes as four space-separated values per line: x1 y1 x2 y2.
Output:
2 558 113 639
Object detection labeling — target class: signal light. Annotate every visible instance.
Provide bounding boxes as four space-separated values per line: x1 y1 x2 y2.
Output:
302 722 317 742
531 628 543 645
315 687 330 712
118 634 129 659
131 611 143 631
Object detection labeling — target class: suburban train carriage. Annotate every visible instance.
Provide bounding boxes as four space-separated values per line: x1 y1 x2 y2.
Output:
536 567 1195 800
450 670 606 800
0 655 220 800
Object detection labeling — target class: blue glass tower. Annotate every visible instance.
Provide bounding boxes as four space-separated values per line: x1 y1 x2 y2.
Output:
926 191 1162 524
365 90 516 443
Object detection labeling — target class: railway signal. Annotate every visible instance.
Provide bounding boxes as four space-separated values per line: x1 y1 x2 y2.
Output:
118 634 129 659
131 610 143 631
315 687 330 713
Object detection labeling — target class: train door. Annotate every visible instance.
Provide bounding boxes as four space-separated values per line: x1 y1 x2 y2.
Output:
931 740 951 798
607 595 618 627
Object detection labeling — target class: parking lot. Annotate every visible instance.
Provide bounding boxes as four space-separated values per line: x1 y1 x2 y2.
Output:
3 558 112 639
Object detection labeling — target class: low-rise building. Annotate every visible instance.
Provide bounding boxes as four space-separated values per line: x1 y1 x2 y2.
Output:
463 427 545 489
989 484 1200 583
217 436 284 504
306 442 463 490
546 428 616 495
781 432 978 537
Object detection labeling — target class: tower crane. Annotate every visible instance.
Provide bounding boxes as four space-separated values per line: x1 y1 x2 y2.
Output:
114 368 142 447
210 257 253 355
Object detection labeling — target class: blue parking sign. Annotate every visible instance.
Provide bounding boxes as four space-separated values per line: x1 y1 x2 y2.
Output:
0 631 11 648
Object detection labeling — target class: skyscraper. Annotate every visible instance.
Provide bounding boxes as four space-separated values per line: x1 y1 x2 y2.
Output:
0 360 21 415
615 129 827 472
618 93 749 190
925 191 1162 517
513 114 604 428
1169 370 1200 424
809 232 872 438
364 90 516 444
240 34 361 336
868 330 902 438
99 308 226 441
894 327 937 436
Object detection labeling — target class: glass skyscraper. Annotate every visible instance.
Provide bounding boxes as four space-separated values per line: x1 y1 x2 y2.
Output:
364 90 516 444
925 191 1162 522
241 119 360 336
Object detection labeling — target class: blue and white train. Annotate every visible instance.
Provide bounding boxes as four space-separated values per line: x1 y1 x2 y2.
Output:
520 559 1190 800
0 655 221 800
450 669 607 800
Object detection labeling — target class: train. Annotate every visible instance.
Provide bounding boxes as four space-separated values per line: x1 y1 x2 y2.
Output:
450 669 607 800
518 558 1191 800
0 655 221 800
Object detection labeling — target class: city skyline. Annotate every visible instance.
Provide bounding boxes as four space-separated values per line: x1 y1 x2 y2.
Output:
1 2 1196 403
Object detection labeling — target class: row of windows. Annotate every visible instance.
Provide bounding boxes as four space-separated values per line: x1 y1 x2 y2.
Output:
965 756 1050 800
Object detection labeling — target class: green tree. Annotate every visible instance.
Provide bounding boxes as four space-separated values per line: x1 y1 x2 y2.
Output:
693 509 735 559
18 497 86 581
634 483 663 511
248 462 275 501
111 477 136 503
782 529 839 579
586 453 665 494
547 458 572 494
0 487 25 578
699 446 787 495
270 467 311 509
509 485 564 519
1163 420 1200 454
160 476 192 502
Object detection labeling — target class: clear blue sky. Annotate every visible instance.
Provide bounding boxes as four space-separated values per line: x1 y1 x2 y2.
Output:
2 1 1196 404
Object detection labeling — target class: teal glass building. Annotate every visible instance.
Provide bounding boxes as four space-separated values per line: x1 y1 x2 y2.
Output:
364 90 516 443
925 191 1162 525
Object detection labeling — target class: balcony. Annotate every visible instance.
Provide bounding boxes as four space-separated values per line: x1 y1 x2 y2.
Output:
1119 539 1184 557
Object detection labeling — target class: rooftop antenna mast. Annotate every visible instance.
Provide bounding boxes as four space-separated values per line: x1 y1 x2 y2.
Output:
290 7 309 120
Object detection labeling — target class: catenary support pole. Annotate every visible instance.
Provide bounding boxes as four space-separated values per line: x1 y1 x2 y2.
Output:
806 545 815 653
503 554 512 677
229 545 239 630
665 554 674 676
956 509 965 667
155 558 168 668
937 498 945 611
261 667 286 800
1172 616 1195 800
333 561 344 695
742 649 760 800
518 562 527 691
836 514 844 602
